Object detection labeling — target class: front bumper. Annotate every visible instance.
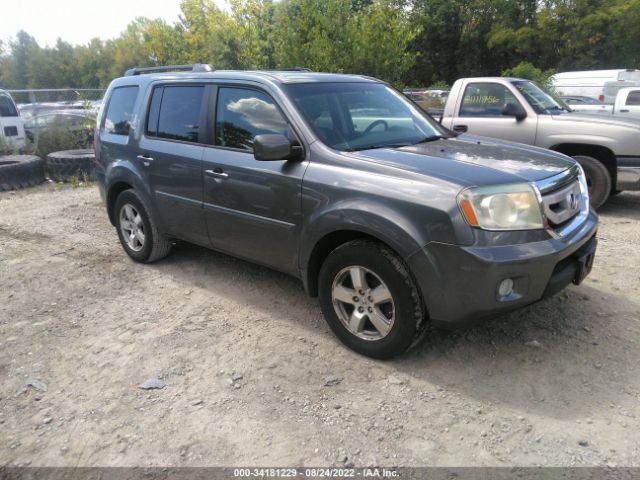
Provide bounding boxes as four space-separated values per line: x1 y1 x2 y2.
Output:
407 209 598 325
616 156 640 191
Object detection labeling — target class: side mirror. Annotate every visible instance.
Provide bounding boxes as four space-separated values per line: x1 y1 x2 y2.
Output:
253 134 302 161
501 102 527 121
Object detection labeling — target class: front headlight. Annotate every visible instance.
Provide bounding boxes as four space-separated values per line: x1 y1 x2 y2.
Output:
457 183 544 230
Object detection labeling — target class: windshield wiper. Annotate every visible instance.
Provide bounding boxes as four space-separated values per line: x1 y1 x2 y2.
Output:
345 143 411 152
412 134 448 145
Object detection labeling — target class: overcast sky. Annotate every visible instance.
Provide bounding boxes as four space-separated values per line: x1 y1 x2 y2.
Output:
1 0 226 48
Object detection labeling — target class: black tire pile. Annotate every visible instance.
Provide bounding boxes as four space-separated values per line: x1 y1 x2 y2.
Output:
0 149 96 191
46 149 96 182
0 155 45 191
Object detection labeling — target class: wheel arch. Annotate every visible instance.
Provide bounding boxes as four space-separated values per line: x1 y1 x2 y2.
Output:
106 181 133 225
550 143 617 190
302 227 424 298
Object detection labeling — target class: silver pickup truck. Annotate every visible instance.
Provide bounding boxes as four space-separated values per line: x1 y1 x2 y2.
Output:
441 77 640 207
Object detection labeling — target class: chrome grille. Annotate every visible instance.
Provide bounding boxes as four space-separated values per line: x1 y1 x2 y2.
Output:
542 179 582 226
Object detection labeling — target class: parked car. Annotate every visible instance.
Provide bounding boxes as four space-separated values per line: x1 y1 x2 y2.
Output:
24 109 96 144
560 88 640 118
19 100 101 120
96 65 597 358
440 77 640 208
551 69 640 102
0 89 26 151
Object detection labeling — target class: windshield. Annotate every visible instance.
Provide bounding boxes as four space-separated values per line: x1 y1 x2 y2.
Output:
511 80 571 114
285 82 447 151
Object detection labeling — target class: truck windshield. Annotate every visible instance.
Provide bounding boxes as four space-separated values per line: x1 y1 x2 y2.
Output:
285 82 447 151
511 80 571 115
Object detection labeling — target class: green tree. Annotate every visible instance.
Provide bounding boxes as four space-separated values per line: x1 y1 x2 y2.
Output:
502 61 556 86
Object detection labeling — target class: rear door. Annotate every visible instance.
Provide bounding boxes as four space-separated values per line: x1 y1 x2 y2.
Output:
0 92 26 149
138 84 208 246
449 81 537 145
201 85 307 275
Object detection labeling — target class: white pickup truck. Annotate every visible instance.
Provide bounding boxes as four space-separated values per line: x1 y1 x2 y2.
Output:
439 77 640 207
0 89 26 151
563 87 640 117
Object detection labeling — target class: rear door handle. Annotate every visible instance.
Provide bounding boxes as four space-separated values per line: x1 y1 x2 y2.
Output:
136 154 154 166
205 168 229 179
453 124 468 133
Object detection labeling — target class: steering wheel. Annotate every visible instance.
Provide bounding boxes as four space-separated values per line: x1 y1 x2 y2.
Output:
363 120 389 135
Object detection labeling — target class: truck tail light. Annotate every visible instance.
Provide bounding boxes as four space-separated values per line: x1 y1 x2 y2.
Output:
598 95 604 103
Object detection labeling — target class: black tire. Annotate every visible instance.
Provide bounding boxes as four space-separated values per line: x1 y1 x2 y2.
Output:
114 189 172 263
0 155 45 191
46 149 95 182
318 239 426 359
572 155 611 209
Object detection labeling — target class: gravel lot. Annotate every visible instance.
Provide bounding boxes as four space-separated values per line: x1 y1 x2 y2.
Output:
1 184 639 467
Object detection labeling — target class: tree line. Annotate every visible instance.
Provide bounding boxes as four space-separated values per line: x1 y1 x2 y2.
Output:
1 0 638 91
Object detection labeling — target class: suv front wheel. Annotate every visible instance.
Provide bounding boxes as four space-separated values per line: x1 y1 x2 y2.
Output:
318 240 426 359
115 189 172 263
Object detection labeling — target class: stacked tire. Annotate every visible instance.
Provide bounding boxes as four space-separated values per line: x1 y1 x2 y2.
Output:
46 149 96 182
0 155 46 191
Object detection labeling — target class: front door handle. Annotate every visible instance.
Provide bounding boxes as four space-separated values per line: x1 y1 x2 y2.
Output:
136 154 154 166
620 109 629 113
205 168 229 179
453 124 468 133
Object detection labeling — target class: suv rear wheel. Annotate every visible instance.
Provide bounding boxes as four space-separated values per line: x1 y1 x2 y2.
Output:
114 189 172 263
318 240 426 359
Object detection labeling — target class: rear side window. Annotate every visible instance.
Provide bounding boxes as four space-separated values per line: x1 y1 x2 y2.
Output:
104 86 139 135
0 94 18 117
215 87 288 151
146 86 204 142
626 91 640 106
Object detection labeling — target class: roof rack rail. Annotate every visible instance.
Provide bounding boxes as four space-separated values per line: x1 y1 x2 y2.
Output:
124 64 214 76
279 67 313 72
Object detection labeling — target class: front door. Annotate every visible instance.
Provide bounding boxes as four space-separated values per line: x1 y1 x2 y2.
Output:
451 82 537 145
202 86 307 275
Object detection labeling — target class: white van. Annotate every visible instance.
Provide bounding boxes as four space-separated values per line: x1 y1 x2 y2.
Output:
0 89 26 151
550 69 640 103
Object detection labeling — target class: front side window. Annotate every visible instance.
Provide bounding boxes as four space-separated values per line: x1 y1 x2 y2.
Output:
147 86 204 142
286 82 444 151
460 83 520 117
0 94 18 117
626 91 640 106
104 86 139 135
215 87 289 151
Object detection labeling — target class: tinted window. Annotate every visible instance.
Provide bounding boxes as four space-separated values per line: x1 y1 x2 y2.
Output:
460 83 519 117
626 91 640 106
104 86 139 135
0 94 18 117
146 87 162 135
154 86 204 142
215 88 288 151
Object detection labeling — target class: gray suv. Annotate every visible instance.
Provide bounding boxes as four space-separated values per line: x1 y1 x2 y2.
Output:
96 65 598 359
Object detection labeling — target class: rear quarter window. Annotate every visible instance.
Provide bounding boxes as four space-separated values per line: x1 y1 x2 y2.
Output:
103 86 139 135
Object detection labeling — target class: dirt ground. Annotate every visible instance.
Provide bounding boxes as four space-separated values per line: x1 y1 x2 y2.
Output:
1 184 639 468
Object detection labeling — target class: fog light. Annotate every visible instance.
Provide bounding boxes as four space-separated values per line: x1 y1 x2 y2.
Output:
498 278 514 297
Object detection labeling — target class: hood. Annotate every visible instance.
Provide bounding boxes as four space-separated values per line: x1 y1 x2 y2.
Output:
553 111 640 129
350 135 574 183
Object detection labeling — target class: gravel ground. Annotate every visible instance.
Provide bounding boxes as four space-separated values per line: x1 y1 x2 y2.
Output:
0 184 639 467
